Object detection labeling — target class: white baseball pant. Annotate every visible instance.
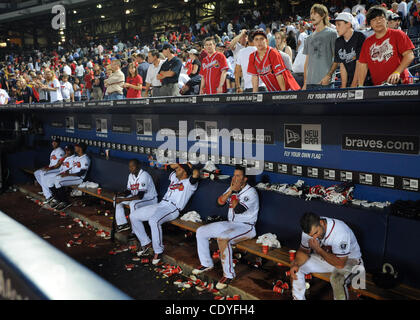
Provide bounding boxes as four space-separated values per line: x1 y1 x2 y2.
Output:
54 175 84 188
196 221 256 279
35 168 59 188
39 170 61 199
292 254 364 300
115 196 157 226
130 201 179 254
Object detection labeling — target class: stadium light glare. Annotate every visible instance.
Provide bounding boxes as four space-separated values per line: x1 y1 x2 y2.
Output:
124 0 130 2
58 42 61 45
184 0 188 2
152 4 158 8
59 31 64 35
101 15 105 18
97 4 102 8
78 20 82 23
125 9 131 14
73 10 77 14
238 0 244 3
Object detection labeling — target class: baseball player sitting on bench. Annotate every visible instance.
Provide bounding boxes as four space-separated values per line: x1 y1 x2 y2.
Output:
41 144 76 205
131 163 200 265
50 142 90 211
34 137 65 193
290 212 364 300
192 165 259 290
114 159 158 233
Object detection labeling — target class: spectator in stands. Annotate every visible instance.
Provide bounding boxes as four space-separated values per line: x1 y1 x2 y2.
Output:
60 74 74 102
42 69 63 103
62 61 72 77
412 1 420 35
388 12 403 29
247 29 300 92
230 29 249 62
199 37 228 95
124 62 143 99
0 87 9 105
180 49 202 95
83 68 93 101
334 12 367 88
157 44 182 97
73 77 82 101
358 6 415 85
235 32 266 93
303 4 338 90
16 78 33 104
135 53 149 95
145 50 164 97
104 59 125 100
275 31 294 65
91 77 103 101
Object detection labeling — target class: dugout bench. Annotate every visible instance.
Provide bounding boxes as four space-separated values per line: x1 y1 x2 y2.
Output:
20 166 420 300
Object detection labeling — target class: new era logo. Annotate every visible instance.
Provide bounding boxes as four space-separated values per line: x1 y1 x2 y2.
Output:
285 129 300 144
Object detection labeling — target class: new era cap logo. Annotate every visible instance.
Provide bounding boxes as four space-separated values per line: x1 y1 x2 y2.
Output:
285 129 300 144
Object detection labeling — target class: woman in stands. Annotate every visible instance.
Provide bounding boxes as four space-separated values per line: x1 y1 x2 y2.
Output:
124 62 143 99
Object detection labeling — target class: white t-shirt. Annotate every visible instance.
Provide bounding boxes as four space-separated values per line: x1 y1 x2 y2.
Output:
127 169 157 200
297 32 308 53
47 78 63 102
75 65 84 77
61 81 74 100
0 88 9 105
224 184 259 225
162 171 198 211
49 147 65 167
145 60 165 87
236 46 264 89
232 42 244 62
63 65 72 76
300 217 362 260
398 1 408 16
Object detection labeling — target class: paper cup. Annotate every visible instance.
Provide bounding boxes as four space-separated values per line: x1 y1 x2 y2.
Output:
262 244 269 254
97 188 102 195
289 250 296 261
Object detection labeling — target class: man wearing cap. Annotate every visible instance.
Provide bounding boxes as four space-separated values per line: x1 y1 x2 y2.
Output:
388 13 402 29
104 59 125 100
156 44 183 97
334 12 367 88
51 142 90 210
358 6 415 85
248 29 301 92
131 163 200 265
34 138 65 192
180 49 202 95
145 50 165 97
200 37 228 95
41 145 76 205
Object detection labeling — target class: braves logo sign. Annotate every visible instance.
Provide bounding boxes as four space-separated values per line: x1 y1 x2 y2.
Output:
369 38 394 62
169 182 184 191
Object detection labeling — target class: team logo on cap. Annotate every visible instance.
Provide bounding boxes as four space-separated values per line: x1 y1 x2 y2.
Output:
340 242 348 251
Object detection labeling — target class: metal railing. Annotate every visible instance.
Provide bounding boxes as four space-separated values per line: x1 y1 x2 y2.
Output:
0 210 131 300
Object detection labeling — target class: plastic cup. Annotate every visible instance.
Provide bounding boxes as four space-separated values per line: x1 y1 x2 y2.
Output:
97 188 102 195
289 249 296 261
262 244 269 254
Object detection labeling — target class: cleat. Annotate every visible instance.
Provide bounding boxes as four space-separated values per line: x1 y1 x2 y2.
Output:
136 243 152 257
116 223 130 233
192 265 213 275
216 276 233 290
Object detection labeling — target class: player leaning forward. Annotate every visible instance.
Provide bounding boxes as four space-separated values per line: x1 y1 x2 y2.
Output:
290 212 364 300
131 163 199 265
193 166 259 290
114 159 158 233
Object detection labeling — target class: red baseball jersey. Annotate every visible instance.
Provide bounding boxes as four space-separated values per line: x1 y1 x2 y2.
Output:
200 52 228 94
247 47 300 91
